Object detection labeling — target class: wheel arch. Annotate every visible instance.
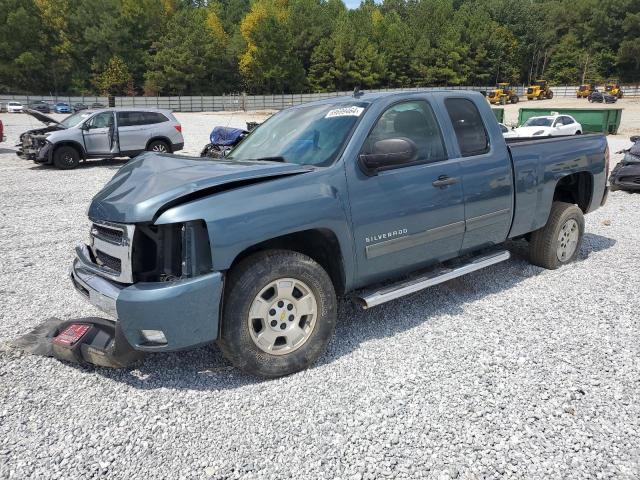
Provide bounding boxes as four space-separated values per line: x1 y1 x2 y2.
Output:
552 171 593 213
53 140 86 161
229 228 347 296
146 136 173 152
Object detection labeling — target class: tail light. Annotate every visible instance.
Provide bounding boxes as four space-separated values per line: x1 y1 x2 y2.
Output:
174 125 182 133
605 145 610 179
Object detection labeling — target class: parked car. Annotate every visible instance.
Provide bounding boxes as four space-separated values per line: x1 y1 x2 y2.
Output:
73 103 88 112
498 123 518 139
64 91 609 376
16 108 183 169
29 101 51 113
509 114 582 137
588 91 618 104
90 102 106 109
6 101 23 113
609 136 640 192
53 102 71 113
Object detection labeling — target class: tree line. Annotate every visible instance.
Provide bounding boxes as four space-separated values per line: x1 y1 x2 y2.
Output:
0 0 638 96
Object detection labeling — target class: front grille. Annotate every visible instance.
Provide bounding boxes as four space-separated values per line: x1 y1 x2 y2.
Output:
95 250 122 273
92 223 124 244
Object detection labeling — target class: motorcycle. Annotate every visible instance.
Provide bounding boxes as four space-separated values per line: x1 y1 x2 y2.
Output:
609 136 640 192
200 122 261 158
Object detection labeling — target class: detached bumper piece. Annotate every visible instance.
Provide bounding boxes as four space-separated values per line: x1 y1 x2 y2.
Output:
51 317 145 368
9 317 144 368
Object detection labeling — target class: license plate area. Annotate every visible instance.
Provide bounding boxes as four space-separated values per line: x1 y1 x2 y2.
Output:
53 324 92 347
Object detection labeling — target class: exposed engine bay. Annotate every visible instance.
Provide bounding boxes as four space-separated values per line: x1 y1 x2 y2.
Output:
16 109 66 161
17 124 64 160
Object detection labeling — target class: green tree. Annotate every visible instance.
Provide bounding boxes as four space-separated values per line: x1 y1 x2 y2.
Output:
93 56 134 95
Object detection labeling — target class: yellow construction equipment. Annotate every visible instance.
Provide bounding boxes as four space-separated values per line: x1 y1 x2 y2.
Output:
526 80 554 100
487 83 519 105
604 79 623 98
576 81 596 98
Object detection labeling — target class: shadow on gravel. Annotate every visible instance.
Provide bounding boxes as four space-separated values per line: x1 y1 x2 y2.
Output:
28 158 129 171
0 147 16 154
60 233 617 390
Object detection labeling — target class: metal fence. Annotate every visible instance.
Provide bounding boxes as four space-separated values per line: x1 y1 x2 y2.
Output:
2 84 638 112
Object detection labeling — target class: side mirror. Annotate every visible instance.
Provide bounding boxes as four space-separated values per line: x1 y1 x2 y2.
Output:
359 137 417 175
81 123 90 131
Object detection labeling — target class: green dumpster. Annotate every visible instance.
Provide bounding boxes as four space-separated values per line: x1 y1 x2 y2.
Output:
517 108 622 135
492 108 504 123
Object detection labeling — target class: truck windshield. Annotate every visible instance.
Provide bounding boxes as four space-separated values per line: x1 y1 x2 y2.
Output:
523 117 553 127
60 112 92 128
227 102 368 167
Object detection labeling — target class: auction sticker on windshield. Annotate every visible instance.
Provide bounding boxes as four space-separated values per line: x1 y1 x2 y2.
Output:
325 106 365 118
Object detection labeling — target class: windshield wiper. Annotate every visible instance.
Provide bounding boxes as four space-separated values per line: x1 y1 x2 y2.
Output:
242 156 287 163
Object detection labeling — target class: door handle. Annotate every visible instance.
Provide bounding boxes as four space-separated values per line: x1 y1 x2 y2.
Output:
432 175 459 188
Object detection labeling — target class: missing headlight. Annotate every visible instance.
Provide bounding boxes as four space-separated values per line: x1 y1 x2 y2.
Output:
132 220 212 282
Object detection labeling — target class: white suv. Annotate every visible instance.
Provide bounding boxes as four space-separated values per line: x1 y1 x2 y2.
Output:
18 108 184 169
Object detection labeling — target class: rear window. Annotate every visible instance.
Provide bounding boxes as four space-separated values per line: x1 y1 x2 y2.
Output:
117 111 168 127
444 98 489 157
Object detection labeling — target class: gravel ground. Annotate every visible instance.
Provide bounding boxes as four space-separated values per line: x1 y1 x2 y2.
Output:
1 104 640 480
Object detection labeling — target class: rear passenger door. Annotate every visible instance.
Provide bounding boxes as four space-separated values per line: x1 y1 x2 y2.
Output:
117 111 149 153
440 97 514 252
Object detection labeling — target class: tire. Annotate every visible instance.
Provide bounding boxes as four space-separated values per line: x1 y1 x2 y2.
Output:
53 145 80 170
218 250 337 377
529 201 584 270
547 90 554 99
147 139 171 153
511 95 519 104
575 130 582 135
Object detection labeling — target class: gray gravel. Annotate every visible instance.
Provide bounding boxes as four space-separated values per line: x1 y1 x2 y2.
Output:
1 111 640 479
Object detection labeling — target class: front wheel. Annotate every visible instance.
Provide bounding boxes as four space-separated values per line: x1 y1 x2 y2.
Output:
529 202 584 269
218 250 337 377
53 146 80 169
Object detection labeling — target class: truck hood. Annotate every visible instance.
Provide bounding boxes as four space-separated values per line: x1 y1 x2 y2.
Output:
23 108 64 126
88 152 315 223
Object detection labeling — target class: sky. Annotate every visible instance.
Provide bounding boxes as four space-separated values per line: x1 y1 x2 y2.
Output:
344 0 363 8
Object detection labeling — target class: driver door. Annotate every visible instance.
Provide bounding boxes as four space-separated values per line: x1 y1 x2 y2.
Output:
346 99 465 285
83 112 119 155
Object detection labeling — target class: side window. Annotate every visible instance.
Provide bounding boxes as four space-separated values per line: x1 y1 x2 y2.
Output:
86 112 113 129
563 116 574 125
117 112 132 127
363 100 446 165
143 112 168 124
444 98 489 157
117 111 146 126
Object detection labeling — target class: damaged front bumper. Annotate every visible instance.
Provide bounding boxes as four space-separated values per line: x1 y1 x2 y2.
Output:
71 244 223 352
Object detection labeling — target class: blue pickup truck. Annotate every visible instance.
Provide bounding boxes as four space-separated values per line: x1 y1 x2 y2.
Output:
67 91 609 376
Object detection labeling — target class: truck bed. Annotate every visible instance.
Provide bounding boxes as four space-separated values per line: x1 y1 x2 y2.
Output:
506 134 608 238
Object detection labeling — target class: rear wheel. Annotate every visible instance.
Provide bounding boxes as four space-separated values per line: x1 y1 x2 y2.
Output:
511 95 519 104
547 90 554 99
147 139 171 153
218 250 337 377
53 146 80 170
529 202 584 269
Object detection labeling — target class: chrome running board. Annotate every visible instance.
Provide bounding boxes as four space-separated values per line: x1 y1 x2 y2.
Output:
355 250 511 309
